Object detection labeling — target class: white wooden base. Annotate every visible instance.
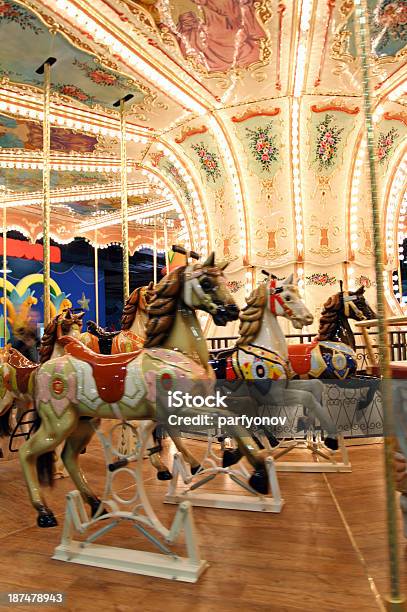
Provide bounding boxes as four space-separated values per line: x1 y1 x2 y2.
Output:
53 541 208 583
270 434 352 473
165 491 283 513
165 451 284 513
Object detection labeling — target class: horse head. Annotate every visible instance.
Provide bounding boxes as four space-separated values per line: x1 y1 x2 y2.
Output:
267 273 313 329
183 252 239 326
341 286 377 322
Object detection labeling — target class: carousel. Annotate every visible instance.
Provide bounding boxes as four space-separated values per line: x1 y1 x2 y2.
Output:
0 0 406 610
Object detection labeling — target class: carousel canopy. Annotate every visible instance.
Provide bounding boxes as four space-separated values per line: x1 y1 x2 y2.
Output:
0 0 406 320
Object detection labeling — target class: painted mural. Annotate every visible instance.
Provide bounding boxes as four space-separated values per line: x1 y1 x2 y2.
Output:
334 0 407 62
0 168 110 192
0 1 145 109
0 114 98 152
133 0 269 73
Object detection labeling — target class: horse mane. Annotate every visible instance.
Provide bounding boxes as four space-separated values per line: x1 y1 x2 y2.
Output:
315 292 341 342
120 283 154 331
236 283 267 346
39 318 58 364
39 312 84 364
144 267 185 348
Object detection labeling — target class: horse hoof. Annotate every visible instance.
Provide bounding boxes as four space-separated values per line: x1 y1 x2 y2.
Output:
190 464 201 476
37 510 58 528
266 433 280 448
248 469 269 495
88 498 106 517
324 437 339 451
157 470 173 481
222 448 243 468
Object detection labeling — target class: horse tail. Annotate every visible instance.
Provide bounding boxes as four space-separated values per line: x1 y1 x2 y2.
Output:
37 451 55 487
33 413 55 487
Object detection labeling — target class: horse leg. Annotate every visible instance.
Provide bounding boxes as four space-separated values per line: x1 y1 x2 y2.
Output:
61 417 102 516
166 428 202 475
283 385 338 450
136 420 173 480
19 403 78 527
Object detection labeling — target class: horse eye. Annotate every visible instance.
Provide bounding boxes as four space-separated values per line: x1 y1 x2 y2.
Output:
200 279 212 292
284 294 291 301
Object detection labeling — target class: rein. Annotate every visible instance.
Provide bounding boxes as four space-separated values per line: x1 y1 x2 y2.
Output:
269 278 293 317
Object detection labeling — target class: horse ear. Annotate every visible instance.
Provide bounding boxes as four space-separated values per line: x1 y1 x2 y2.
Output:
219 260 229 271
77 312 85 321
283 273 294 285
356 286 365 295
203 252 215 267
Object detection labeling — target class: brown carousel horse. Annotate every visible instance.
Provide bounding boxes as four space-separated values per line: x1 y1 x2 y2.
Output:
287 283 379 410
19 254 275 528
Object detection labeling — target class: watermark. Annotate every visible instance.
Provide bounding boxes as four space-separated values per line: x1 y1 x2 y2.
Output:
168 390 228 409
167 413 287 429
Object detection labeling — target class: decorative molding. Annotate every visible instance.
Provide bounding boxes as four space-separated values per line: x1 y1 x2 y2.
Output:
231 108 281 123
175 126 208 144
276 3 286 91
311 104 359 115
383 112 407 127
314 0 336 87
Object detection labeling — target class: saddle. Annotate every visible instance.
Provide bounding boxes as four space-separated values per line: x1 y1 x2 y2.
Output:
287 342 317 376
59 336 141 403
8 349 39 394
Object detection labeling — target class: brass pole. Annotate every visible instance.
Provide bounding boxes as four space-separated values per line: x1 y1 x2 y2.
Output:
120 99 129 302
354 3 405 610
94 229 99 327
153 222 157 285
38 59 55 328
163 216 169 272
1 188 6 345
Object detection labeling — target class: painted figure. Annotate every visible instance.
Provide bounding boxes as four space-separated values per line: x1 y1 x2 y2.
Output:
177 0 266 72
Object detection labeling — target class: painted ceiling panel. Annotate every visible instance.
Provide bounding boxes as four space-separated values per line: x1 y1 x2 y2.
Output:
0 1 145 109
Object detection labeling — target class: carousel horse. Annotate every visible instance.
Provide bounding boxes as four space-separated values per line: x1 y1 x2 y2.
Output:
80 284 153 354
287 284 377 379
19 253 274 528
211 274 339 465
0 346 38 437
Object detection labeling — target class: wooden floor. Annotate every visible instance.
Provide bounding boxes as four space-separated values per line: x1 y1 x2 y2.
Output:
0 437 405 612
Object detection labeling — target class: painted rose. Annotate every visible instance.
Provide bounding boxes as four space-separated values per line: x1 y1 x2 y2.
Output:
89 70 117 85
59 85 88 101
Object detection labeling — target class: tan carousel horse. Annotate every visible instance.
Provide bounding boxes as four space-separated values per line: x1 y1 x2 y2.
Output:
18 253 276 528
80 284 153 354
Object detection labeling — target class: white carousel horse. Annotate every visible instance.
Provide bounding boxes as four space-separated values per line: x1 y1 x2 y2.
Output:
211 274 338 466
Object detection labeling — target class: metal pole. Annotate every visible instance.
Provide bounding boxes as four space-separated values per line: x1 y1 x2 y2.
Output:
94 229 99 327
354 3 405 610
37 58 55 328
1 188 6 345
153 222 157 285
120 100 129 301
163 216 169 272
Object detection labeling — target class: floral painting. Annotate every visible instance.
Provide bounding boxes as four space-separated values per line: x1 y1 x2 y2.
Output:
74 59 127 88
162 161 191 203
355 275 375 288
226 280 244 294
55 84 94 104
191 142 222 183
0 1 42 34
314 114 344 171
246 123 279 172
306 273 337 287
377 127 399 164
372 0 407 56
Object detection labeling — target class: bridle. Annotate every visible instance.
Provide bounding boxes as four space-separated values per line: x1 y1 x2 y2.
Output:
268 278 294 317
342 291 366 320
184 264 225 315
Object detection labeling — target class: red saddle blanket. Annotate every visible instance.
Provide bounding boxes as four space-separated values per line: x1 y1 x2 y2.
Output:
8 349 39 394
287 342 317 376
370 361 407 379
59 336 141 403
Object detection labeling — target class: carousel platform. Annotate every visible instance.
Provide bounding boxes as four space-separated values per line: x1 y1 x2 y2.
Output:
0 436 404 612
